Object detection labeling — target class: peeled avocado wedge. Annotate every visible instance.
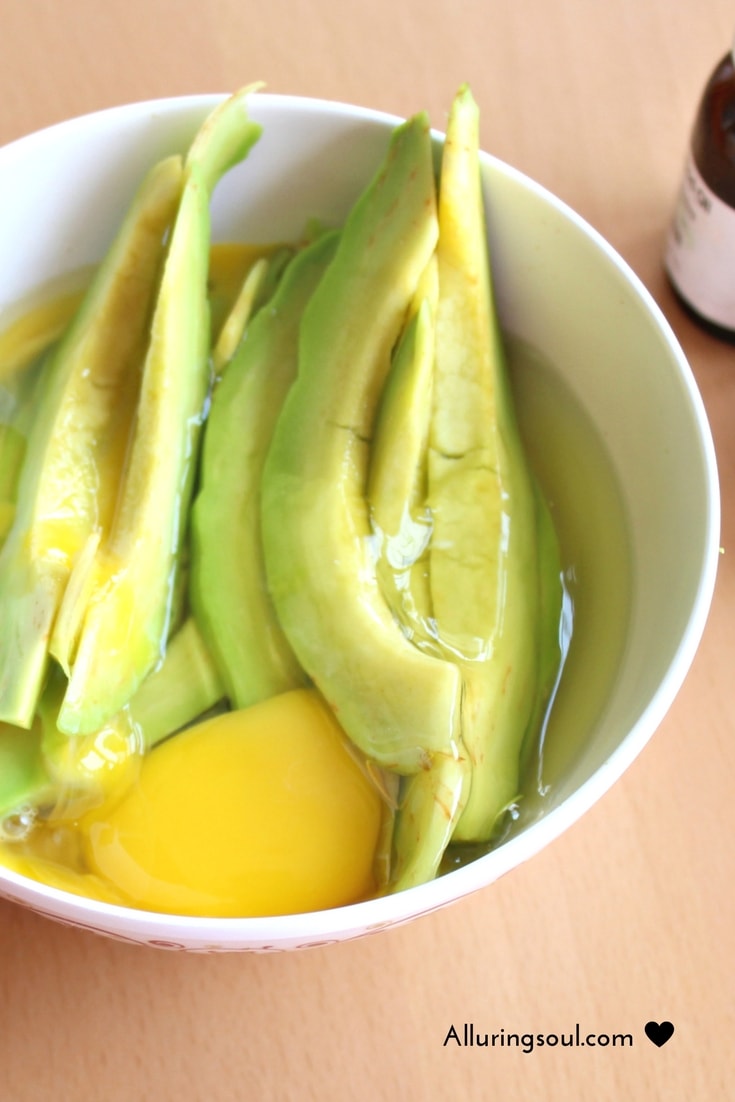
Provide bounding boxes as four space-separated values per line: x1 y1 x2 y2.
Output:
210 246 294 377
0 282 86 387
0 155 184 728
0 617 224 835
57 87 263 735
0 318 74 549
191 231 340 710
426 85 563 843
0 423 26 546
351 85 564 883
366 261 474 890
261 112 464 775
367 258 437 641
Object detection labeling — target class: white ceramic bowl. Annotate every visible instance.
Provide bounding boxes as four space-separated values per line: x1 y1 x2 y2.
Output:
0 94 720 951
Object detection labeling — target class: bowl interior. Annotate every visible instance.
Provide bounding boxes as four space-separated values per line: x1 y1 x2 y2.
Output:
485 161 718 804
0 94 720 949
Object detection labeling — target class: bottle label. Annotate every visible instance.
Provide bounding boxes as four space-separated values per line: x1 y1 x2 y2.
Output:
664 152 735 328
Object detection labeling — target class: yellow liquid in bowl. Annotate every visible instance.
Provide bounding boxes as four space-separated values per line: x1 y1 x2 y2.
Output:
0 265 632 914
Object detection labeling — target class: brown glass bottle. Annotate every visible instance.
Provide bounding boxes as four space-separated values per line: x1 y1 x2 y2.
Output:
664 41 735 341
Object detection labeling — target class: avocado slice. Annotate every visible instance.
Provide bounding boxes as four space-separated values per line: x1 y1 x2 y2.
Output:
0 720 49 838
191 231 339 709
427 86 563 842
211 255 269 375
0 345 56 548
261 111 463 775
0 616 224 832
0 423 25 546
58 88 263 735
367 260 437 642
211 246 294 376
208 242 280 341
0 154 185 728
389 746 471 890
0 280 87 387
38 666 144 822
0 341 54 537
128 617 226 749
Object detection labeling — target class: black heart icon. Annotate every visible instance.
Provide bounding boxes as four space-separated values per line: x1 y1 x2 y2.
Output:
644 1021 674 1047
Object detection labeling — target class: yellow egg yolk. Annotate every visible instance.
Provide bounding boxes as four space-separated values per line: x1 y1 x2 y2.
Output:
81 689 384 917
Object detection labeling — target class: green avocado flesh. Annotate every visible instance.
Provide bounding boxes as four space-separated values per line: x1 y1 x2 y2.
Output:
190 230 340 710
428 87 536 842
0 85 566 902
425 86 562 843
261 112 464 775
0 155 185 729
57 89 262 735
368 285 436 641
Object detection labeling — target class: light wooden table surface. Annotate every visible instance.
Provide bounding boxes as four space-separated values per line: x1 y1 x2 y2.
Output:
1 2 734 1099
